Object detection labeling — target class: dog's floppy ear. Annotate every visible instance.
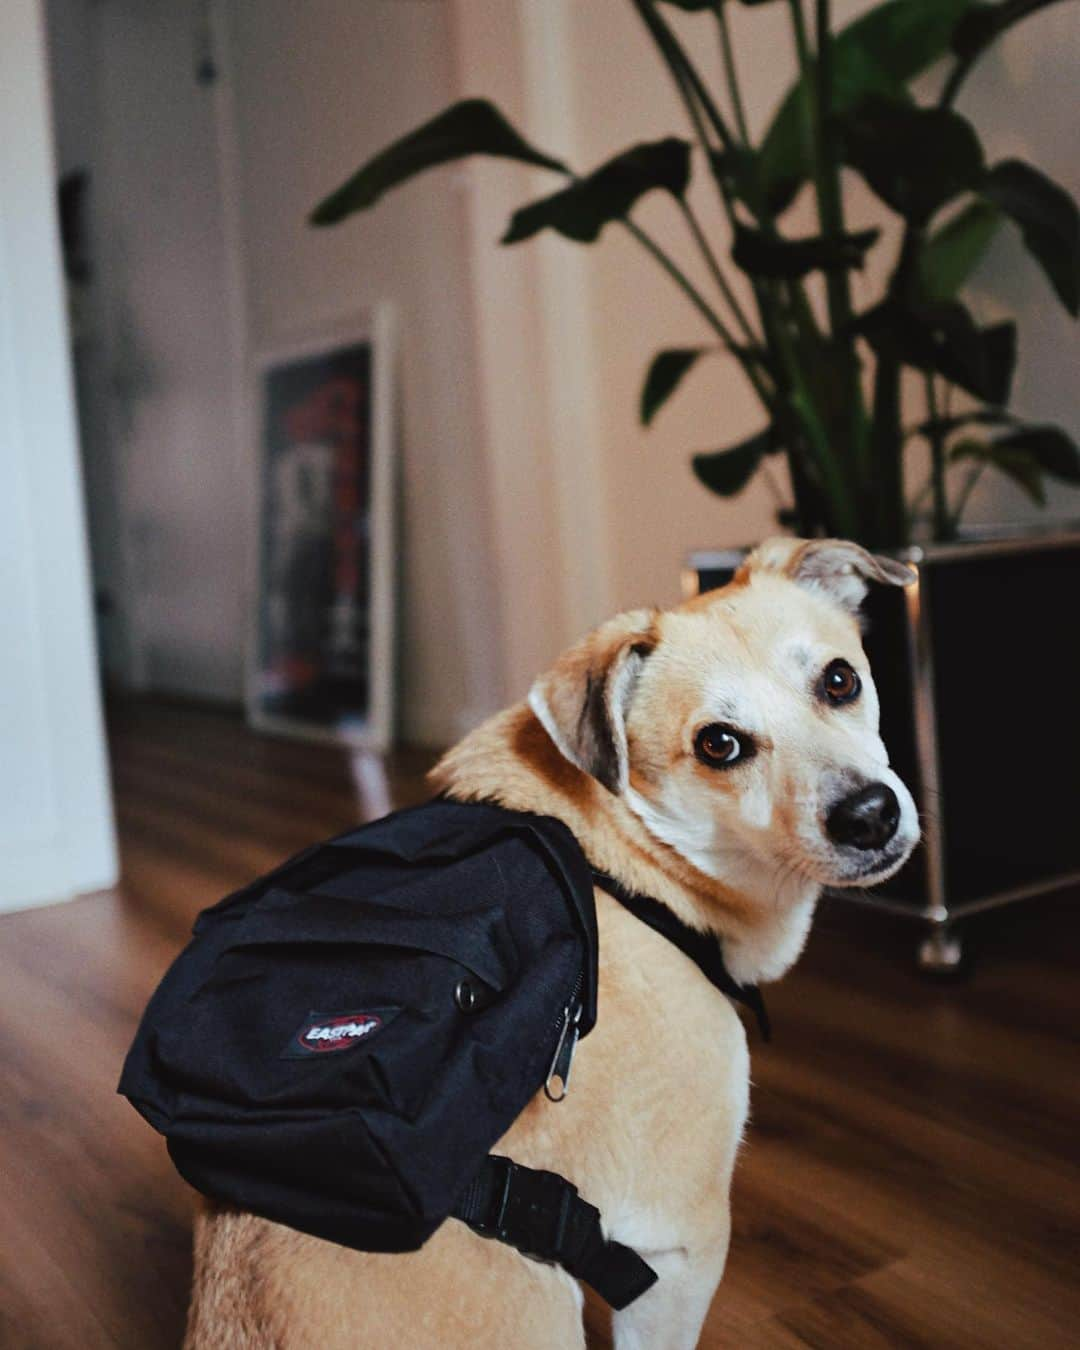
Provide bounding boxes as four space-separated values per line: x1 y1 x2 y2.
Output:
528 609 659 795
743 537 915 613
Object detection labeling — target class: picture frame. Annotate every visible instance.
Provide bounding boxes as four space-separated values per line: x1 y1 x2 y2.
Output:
247 306 396 752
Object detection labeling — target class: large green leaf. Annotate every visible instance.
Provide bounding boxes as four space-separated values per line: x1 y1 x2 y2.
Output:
951 0 1073 59
708 148 760 207
732 223 880 279
994 425 1080 482
951 422 1080 507
841 95 984 222
913 407 1014 437
658 0 780 8
979 323 1018 405
858 299 1016 403
641 348 708 426
310 100 567 225
982 159 1080 316
692 429 774 495
502 139 691 244
757 0 974 214
951 438 1046 503
918 199 1003 300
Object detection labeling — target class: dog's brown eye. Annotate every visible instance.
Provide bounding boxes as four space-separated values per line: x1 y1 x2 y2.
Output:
821 658 861 704
694 724 746 768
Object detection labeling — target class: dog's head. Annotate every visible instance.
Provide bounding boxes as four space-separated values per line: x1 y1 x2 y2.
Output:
530 538 920 893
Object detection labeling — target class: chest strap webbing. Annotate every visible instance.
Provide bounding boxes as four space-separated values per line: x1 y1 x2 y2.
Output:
455 870 769 1309
592 871 771 1041
451 1155 658 1310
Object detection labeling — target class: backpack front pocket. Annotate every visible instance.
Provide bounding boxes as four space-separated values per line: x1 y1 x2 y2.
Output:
154 881 515 1122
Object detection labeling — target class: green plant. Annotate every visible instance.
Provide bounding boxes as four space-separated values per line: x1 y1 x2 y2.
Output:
311 0 1080 547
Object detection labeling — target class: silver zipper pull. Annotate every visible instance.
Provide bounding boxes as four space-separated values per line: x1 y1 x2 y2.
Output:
544 1004 582 1102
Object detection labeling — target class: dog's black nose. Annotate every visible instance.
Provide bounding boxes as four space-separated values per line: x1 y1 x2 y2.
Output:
826 782 900 851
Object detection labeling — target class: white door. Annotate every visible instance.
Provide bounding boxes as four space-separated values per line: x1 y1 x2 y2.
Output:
92 0 247 700
0 0 117 912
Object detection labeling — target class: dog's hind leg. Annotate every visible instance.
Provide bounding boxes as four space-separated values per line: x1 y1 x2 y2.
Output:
610 1240 729 1350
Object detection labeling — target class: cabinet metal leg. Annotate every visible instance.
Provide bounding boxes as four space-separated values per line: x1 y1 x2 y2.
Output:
918 925 963 974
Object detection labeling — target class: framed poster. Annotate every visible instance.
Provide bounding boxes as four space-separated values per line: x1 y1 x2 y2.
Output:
247 307 395 751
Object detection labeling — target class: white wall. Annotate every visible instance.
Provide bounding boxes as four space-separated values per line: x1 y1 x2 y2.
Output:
0 0 117 912
225 0 503 743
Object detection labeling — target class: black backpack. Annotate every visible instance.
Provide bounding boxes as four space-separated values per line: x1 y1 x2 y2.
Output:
120 798 767 1310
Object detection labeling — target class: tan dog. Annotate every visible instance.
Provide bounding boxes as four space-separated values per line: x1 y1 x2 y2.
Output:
185 538 919 1350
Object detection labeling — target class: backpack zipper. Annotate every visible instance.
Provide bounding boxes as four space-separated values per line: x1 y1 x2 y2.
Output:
544 969 584 1102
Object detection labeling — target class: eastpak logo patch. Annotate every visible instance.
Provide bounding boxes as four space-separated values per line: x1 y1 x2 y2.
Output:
281 1008 399 1059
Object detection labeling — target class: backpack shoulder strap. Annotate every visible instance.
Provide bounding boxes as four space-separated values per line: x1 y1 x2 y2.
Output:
592 870 771 1041
452 1155 657 1311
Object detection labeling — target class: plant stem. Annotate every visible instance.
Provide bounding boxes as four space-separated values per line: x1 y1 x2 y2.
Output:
812 0 868 509
786 449 825 536
784 0 870 535
676 198 760 350
631 0 738 157
871 216 927 547
924 372 952 540
629 2 787 384
630 0 745 251
714 2 751 147
621 219 731 340
790 385 859 536
909 472 934 516
870 353 905 547
632 0 838 535
621 217 773 408
644 195 844 527
787 0 816 154
812 0 858 349
640 0 738 156
951 461 985 527
787 0 828 278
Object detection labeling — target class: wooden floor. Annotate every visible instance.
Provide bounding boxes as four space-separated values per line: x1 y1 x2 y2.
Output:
1 697 1077 1349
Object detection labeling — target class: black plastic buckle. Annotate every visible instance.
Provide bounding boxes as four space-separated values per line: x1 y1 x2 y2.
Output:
479 1158 576 1264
